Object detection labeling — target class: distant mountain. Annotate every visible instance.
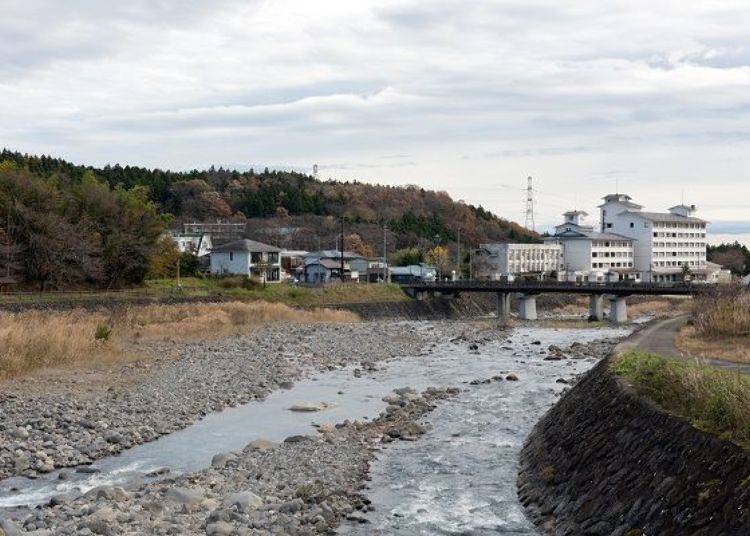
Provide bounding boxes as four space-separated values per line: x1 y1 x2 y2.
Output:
0 149 539 255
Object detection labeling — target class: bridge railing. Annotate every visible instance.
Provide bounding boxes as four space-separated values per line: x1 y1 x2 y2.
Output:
401 280 704 292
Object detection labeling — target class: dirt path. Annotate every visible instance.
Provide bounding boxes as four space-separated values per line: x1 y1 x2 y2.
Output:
624 315 750 374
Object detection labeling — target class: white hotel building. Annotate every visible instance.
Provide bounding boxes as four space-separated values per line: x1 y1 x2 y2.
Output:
598 194 709 282
544 210 637 282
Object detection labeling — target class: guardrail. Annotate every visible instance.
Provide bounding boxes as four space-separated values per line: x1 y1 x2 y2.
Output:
400 280 710 295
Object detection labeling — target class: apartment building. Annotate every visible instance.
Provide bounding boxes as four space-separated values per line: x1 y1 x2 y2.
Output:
473 243 562 280
598 194 709 282
544 210 638 282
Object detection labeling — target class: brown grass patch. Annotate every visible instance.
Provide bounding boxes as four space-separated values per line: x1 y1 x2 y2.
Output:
692 289 750 339
0 301 359 379
676 325 750 365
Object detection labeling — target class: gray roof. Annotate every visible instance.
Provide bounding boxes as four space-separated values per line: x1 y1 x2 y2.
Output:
304 250 363 261
390 264 436 276
599 193 643 209
548 230 633 241
210 239 280 253
627 211 707 224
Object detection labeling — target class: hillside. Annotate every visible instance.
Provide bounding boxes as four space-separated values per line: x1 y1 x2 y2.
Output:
1 150 537 254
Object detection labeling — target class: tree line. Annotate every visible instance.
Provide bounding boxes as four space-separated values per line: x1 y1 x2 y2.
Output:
0 149 539 288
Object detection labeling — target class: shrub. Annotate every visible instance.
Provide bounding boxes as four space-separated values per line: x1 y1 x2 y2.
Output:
94 324 112 341
692 287 750 338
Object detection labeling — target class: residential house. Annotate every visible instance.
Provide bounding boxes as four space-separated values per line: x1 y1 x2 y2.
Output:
303 250 363 283
280 250 308 280
389 264 437 284
209 239 281 282
171 232 213 257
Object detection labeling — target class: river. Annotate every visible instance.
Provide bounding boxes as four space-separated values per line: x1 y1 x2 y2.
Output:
0 322 629 533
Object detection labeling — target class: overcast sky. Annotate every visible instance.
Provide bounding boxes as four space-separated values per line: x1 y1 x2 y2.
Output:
2 0 750 233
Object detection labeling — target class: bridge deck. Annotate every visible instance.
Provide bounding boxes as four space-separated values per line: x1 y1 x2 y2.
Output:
401 281 707 296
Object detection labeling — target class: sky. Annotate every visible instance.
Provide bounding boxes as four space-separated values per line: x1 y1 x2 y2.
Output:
2 0 750 238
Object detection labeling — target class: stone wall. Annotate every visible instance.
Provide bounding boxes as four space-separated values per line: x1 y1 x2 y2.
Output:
319 293 496 320
518 356 750 536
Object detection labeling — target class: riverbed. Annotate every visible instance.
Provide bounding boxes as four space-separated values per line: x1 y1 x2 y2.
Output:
0 321 628 534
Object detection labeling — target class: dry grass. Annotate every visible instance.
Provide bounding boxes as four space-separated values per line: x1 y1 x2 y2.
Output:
613 351 750 449
0 310 126 379
692 288 750 339
0 301 359 380
676 325 750 365
674 288 750 364
627 299 685 318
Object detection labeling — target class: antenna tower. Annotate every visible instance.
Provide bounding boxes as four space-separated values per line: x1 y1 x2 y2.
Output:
524 176 535 231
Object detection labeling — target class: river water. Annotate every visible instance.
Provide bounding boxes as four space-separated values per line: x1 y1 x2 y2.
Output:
0 322 628 532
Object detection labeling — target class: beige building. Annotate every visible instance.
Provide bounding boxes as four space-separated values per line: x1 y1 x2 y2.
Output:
474 243 562 280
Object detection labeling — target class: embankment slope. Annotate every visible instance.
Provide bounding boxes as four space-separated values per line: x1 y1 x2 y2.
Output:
518 355 750 535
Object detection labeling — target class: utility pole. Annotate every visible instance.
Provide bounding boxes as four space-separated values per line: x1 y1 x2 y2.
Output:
340 217 345 281
382 224 388 283
456 229 461 280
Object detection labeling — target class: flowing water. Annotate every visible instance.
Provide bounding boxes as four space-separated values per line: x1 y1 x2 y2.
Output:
0 322 629 532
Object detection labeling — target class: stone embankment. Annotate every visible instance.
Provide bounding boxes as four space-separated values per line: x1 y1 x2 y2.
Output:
518 355 750 535
2 387 458 535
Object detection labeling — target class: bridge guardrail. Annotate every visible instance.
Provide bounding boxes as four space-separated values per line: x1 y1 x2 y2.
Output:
400 280 707 293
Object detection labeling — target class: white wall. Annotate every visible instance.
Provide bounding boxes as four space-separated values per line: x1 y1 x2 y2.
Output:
210 251 249 275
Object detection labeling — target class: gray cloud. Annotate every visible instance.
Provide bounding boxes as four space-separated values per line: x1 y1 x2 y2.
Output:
1 0 749 221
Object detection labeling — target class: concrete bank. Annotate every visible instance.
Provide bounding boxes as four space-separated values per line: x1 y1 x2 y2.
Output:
517 334 750 535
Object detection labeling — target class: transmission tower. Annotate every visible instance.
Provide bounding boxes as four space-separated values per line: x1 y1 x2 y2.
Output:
524 176 535 231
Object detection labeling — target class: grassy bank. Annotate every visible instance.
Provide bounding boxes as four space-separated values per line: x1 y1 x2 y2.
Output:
0 279 409 308
676 288 750 364
613 351 750 449
145 278 409 306
0 301 359 380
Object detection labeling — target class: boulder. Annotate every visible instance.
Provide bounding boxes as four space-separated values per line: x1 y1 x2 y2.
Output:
288 402 330 412
165 487 205 507
224 490 263 512
210 452 237 468
245 439 277 452
206 521 235 536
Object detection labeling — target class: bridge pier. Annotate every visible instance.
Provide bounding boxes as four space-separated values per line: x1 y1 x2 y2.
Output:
496 292 511 318
517 293 538 321
588 294 604 321
609 296 628 323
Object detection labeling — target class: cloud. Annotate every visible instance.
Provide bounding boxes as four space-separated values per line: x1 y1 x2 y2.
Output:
0 0 749 220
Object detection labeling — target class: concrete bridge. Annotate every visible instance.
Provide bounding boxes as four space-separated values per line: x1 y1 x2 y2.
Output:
401 280 706 323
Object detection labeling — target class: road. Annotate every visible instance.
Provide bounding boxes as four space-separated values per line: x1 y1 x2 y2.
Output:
626 315 750 374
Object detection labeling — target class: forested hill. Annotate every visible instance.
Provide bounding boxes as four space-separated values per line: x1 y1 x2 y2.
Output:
0 149 538 254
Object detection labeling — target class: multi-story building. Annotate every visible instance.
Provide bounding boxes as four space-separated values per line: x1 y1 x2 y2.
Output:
209 239 282 281
598 194 709 282
473 243 562 280
544 210 638 282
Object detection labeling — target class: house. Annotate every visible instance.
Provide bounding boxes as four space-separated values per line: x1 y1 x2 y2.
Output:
389 264 437 284
209 239 281 282
544 210 639 282
171 232 213 257
303 250 363 283
474 243 561 281
704 262 732 284
598 194 709 282
280 250 308 280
